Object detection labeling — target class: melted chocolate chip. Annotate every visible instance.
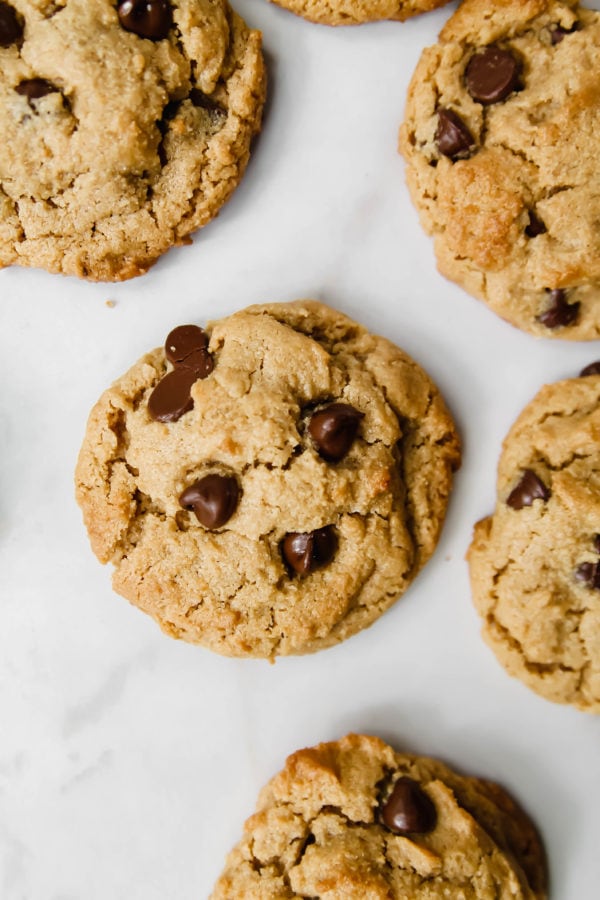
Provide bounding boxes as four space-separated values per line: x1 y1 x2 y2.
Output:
147 366 198 422
180 348 214 378
165 324 209 365
465 47 521 104
537 289 580 329
117 0 172 41
574 561 600 590
281 526 337 576
579 361 600 377
15 78 56 102
506 469 551 510
179 474 239 529
525 211 546 237
435 108 475 160
551 23 578 45
0 1 23 47
380 777 437 835
308 403 364 462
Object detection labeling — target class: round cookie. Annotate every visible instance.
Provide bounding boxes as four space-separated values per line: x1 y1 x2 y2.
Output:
75 300 460 658
266 0 450 27
0 1 265 281
467 364 600 712
211 733 547 898
399 0 600 339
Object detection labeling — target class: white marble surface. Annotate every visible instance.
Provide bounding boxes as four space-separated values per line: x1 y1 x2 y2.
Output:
1 2 600 897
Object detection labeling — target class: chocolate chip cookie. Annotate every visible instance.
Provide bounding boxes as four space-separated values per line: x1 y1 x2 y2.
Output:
267 0 450 27
0 1 265 280
75 300 460 658
467 364 600 712
211 733 547 898
399 0 600 339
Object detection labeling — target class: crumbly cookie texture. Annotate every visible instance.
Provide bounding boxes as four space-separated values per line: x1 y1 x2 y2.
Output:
75 300 460 658
267 0 450 27
0 0 265 281
210 733 547 899
399 0 600 339
467 367 600 712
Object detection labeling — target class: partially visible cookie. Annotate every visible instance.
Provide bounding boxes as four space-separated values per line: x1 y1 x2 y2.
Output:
467 363 600 712
210 733 547 899
267 0 450 27
400 0 600 339
75 300 460 658
0 1 265 281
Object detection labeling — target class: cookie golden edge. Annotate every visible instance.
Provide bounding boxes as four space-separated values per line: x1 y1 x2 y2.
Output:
267 0 451 26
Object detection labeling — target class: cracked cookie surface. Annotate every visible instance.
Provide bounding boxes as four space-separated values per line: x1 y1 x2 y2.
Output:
266 0 450 27
0 0 265 281
467 368 600 712
399 0 600 339
210 733 547 899
75 300 460 658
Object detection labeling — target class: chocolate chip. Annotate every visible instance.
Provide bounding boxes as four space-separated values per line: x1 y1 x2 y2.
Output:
179 348 214 379
117 0 172 41
308 403 364 462
537 289 579 329
281 526 337 576
0 1 23 47
525 211 546 237
579 361 600 377
551 23 577 45
465 47 521 104
506 470 551 510
147 366 198 422
435 108 475 160
179 474 239 529
15 78 56 102
189 89 226 117
574 561 600 590
165 324 209 365
380 777 437 835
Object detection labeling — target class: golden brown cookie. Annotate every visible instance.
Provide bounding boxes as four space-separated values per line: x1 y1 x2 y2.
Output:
0 1 265 280
211 733 547 899
75 300 460 658
399 0 600 339
467 362 600 712
266 0 450 27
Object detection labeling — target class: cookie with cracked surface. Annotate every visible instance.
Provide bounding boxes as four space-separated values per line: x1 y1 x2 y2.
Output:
0 0 265 281
210 733 547 899
399 0 600 339
467 365 600 712
266 0 451 27
75 300 460 658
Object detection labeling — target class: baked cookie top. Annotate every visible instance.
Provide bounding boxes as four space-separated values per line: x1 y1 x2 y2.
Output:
0 0 265 281
211 733 547 899
266 0 450 27
400 0 600 339
75 300 460 658
468 364 600 712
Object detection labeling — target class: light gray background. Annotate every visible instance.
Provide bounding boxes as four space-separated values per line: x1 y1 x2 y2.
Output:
1 1 599 897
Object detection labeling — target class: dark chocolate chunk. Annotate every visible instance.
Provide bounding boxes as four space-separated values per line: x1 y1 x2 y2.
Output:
281 526 337 576
435 108 475 160
15 78 56 102
0 1 23 47
308 403 364 462
537 289 579 329
525 211 546 237
165 324 209 365
179 474 239 529
506 469 550 510
551 23 578 45
465 47 521 104
574 561 600 590
117 0 172 41
380 777 437 835
147 366 198 422
579 361 600 377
